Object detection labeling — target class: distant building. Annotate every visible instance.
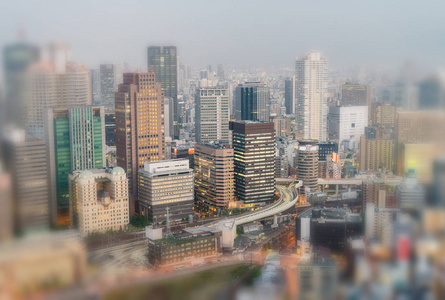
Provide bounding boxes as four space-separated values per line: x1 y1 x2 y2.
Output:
295 52 328 141
147 226 222 266
341 82 371 107
138 159 194 223
273 117 291 137
396 176 425 212
371 103 397 127
194 142 234 214
230 121 275 204
171 142 195 168
69 167 129 236
104 112 116 146
328 106 368 143
318 142 338 162
284 76 295 114
99 64 115 106
195 87 230 143
2 130 50 234
46 106 105 226
235 82 270 122
147 46 178 138
115 72 165 214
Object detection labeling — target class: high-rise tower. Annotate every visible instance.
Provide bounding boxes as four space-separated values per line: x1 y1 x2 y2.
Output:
115 72 165 214
295 52 328 141
235 82 270 122
147 46 177 138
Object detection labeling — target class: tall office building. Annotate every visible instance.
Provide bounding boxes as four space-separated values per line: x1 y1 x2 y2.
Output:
235 82 270 122
147 46 178 138
195 87 230 143
194 142 234 214
295 52 328 141
217 64 225 81
295 140 319 194
69 167 129 236
284 76 295 114
138 159 194 223
362 180 385 211
3 43 40 129
46 106 106 226
2 130 49 234
371 103 397 127
115 72 165 214
230 121 275 204
328 106 368 143
359 135 394 172
341 83 371 107
26 61 92 138
90 69 101 104
99 64 115 107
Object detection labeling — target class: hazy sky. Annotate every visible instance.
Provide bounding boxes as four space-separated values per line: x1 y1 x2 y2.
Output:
1 0 445 71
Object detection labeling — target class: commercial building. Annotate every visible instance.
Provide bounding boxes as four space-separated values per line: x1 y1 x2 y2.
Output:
318 142 338 162
284 76 295 114
138 159 194 223
371 103 397 127
362 180 386 212
147 46 178 138
295 52 328 141
273 117 291 137
230 121 275 204
328 106 368 143
194 142 234 214
69 167 129 236
115 72 165 214
296 208 362 253
2 130 49 234
147 226 222 266
341 82 371 107
298 258 338 300
99 64 115 106
195 87 230 143
295 140 319 193
46 106 106 226
235 82 270 122
358 135 394 172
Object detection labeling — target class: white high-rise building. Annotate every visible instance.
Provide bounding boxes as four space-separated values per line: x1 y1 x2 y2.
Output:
295 52 328 141
195 87 230 143
328 106 368 144
69 167 129 236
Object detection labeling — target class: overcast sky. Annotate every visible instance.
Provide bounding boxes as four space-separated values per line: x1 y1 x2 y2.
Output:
1 0 445 72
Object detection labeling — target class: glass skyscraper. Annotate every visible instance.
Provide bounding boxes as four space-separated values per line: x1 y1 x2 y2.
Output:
147 46 178 138
46 106 105 226
235 82 270 122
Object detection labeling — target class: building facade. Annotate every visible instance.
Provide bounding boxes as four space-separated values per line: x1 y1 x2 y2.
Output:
147 46 178 138
230 121 275 204
295 52 328 141
115 72 165 214
69 167 129 236
341 83 371 107
99 64 115 107
359 135 394 172
195 87 230 143
138 159 194 223
194 142 234 214
295 140 319 194
46 106 105 226
284 76 295 114
235 82 270 122
328 106 368 143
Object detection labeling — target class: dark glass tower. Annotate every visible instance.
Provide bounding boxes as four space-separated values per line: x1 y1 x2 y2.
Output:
147 46 178 138
235 82 270 122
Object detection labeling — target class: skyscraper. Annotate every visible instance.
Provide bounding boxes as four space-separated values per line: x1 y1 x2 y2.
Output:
3 43 39 129
99 64 115 107
284 76 295 114
295 52 328 141
235 82 270 122
2 130 50 234
46 106 106 226
147 46 178 138
230 121 275 204
194 142 234 214
359 135 394 172
115 72 165 214
328 106 368 143
195 87 230 143
341 82 371 107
